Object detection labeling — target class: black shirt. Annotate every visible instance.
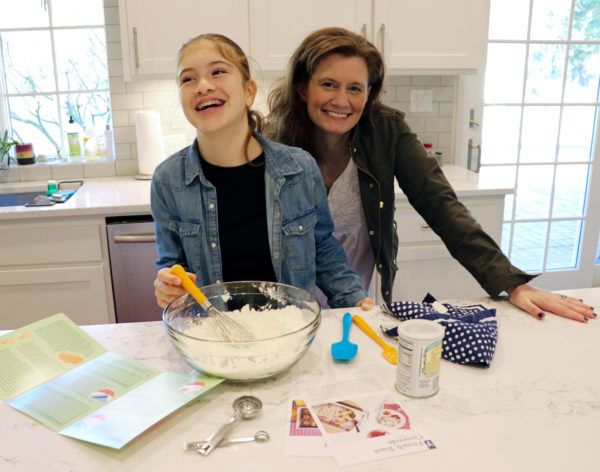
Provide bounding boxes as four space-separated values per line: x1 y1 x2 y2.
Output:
200 153 277 282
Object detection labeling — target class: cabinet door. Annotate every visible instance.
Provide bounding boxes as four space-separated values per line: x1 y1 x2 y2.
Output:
373 0 490 73
0 266 112 329
251 0 371 72
120 0 250 79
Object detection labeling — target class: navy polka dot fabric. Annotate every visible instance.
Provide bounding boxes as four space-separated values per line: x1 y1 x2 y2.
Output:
381 293 498 367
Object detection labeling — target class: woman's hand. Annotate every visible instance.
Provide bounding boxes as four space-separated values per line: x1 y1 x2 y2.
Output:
154 266 197 308
506 284 596 323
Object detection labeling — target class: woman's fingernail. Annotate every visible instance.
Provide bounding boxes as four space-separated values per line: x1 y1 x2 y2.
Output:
537 312 545 320
593 312 598 318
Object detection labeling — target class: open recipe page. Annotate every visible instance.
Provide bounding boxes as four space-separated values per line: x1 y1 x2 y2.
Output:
0 313 223 449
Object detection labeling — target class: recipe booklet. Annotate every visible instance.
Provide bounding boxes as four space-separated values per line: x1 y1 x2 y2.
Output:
0 313 223 449
285 374 436 466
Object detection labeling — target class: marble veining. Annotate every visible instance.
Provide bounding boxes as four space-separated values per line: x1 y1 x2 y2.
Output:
0 288 598 471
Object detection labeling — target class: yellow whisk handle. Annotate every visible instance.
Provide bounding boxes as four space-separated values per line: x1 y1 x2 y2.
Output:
170 264 208 305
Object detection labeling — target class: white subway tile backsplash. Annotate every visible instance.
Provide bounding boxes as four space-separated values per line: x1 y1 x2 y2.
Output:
115 159 139 176
115 143 132 159
111 93 143 111
143 90 178 109
83 161 117 178
50 163 85 180
18 163 52 181
424 117 453 133
112 110 129 127
103 6 120 25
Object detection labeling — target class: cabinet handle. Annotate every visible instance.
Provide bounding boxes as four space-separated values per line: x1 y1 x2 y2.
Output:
379 23 385 56
360 23 367 38
114 232 155 243
133 26 140 69
420 222 430 229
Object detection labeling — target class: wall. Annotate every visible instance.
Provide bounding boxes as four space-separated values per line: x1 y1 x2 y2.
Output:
1 0 456 183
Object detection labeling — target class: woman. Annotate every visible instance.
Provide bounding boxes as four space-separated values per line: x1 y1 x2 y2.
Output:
267 27 594 323
152 33 371 310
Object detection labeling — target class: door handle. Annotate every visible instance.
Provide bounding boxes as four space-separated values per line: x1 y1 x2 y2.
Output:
114 232 156 243
133 26 140 69
379 23 385 55
467 139 481 173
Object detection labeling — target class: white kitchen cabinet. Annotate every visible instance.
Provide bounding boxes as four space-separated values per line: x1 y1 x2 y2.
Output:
118 0 250 80
0 217 115 329
250 0 371 73
373 0 490 73
390 167 508 302
251 0 490 74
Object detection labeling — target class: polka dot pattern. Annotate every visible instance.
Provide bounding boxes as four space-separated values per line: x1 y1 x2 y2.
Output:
381 293 498 367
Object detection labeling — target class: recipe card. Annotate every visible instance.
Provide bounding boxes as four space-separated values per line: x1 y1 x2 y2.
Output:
0 313 223 449
290 374 436 466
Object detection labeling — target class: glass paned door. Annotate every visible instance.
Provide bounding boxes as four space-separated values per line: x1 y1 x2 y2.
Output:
480 0 600 290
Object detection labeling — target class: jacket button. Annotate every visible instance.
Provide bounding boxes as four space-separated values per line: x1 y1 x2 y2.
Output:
274 252 279 259
379 201 384 208
298 225 303 231
211 242 216 248
378 264 382 268
209 203 215 209
369 230 374 236
385 290 390 295
369 183 374 188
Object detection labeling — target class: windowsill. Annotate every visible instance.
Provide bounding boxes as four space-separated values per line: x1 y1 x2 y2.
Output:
0 156 139 183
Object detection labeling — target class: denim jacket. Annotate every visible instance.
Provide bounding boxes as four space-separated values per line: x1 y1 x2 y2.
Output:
151 132 367 308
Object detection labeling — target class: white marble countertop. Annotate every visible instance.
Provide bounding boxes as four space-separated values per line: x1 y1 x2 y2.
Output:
1 288 597 471
0 165 513 221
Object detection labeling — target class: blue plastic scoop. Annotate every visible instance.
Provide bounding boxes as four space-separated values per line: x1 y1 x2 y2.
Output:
331 312 358 360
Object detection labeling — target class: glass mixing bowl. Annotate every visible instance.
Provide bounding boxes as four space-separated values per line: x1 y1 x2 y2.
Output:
163 281 321 381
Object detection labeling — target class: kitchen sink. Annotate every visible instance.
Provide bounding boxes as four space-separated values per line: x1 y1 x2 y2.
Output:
0 180 83 207
0 191 44 207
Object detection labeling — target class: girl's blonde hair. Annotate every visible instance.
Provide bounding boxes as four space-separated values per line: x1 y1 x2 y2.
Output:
176 34 263 162
266 27 385 156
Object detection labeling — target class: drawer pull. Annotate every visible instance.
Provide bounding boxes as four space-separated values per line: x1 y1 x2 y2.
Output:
420 222 430 229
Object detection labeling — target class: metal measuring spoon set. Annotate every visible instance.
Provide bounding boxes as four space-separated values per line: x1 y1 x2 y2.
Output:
184 396 268 455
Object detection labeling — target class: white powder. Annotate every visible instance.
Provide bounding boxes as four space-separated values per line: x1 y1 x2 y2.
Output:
178 305 317 380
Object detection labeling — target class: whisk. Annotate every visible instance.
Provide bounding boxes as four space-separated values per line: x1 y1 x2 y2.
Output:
170 265 255 342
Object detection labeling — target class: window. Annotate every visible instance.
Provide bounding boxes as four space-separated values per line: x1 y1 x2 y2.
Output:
481 0 600 282
0 0 110 161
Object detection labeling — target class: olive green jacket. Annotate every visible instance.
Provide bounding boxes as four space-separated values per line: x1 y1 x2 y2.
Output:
350 105 534 302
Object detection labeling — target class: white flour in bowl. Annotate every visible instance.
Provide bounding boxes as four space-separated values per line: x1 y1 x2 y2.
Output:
179 305 317 380
185 304 308 341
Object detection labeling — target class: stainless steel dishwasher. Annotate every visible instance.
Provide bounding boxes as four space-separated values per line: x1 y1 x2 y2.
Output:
106 215 164 323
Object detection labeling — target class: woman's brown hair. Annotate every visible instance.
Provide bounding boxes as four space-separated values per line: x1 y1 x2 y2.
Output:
176 34 263 162
266 27 385 153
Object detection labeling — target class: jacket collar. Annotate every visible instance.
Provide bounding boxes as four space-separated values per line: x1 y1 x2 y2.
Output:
182 132 302 187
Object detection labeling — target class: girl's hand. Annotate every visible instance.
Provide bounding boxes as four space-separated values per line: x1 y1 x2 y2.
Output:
154 266 197 308
357 297 374 311
506 284 596 323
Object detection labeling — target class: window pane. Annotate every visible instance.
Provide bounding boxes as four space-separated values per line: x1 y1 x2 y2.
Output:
525 44 566 103
59 92 111 137
0 0 49 28
481 106 521 164
572 0 600 40
564 44 600 103
530 0 571 40
479 165 517 189
8 95 61 156
546 220 582 269
1 31 55 94
514 165 554 219
484 44 526 102
52 0 105 27
520 106 560 163
488 0 530 40
559 106 597 161
510 221 548 271
552 164 589 217
54 29 109 91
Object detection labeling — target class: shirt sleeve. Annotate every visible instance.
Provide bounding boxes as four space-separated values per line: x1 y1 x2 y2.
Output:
391 118 535 296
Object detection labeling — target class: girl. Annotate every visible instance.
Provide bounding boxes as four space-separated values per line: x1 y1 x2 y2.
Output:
267 27 594 323
152 33 371 311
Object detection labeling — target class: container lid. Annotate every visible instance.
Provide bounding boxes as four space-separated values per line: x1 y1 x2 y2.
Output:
397 319 444 341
